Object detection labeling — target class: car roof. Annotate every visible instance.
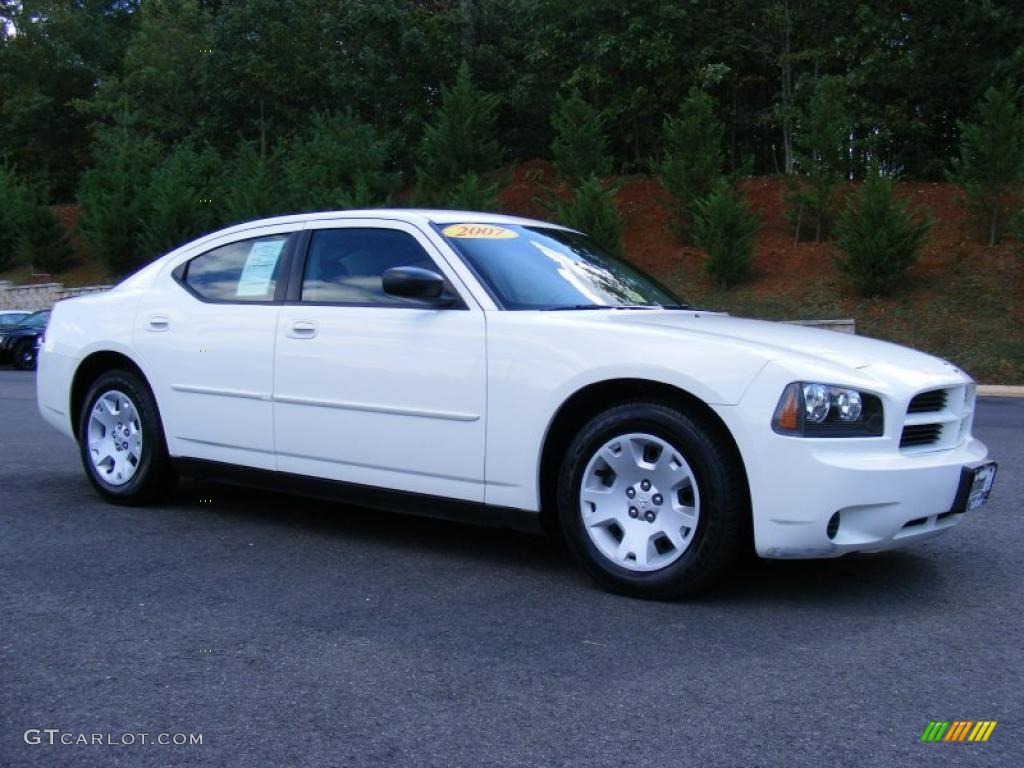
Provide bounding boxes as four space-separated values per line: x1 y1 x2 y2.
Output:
208 209 569 240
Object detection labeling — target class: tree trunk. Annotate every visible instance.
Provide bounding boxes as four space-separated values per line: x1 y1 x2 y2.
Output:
780 0 794 174
989 198 999 246
460 0 475 53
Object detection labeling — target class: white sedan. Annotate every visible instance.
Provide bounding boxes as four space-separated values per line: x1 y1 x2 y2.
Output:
37 210 997 598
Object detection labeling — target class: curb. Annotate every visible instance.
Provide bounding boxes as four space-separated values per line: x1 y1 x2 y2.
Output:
977 385 1024 398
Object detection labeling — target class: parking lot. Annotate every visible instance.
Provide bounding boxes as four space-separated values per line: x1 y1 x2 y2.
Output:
1 366 1020 767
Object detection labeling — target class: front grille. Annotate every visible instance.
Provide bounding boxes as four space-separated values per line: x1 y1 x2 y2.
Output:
900 423 943 448
907 389 948 413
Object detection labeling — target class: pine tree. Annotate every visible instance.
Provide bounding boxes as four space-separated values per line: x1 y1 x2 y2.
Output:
786 75 851 242
551 90 611 185
657 88 725 240
77 127 161 276
416 62 502 205
552 175 623 256
0 162 30 272
948 83 1024 246
446 172 500 212
140 143 223 259
21 201 74 274
280 111 398 212
220 139 283 224
692 181 760 288
836 169 931 296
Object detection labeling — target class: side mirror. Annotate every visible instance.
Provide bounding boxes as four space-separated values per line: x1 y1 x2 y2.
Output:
382 266 452 305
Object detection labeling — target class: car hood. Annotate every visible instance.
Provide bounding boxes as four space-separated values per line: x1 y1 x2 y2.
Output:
610 311 964 380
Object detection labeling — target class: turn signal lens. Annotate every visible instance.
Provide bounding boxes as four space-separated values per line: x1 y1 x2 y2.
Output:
772 383 802 434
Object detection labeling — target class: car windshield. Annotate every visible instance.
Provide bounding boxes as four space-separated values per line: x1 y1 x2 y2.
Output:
16 311 49 328
0 313 29 326
436 223 687 310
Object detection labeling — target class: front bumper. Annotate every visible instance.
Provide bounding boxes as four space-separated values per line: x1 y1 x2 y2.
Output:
715 359 993 559
751 437 988 558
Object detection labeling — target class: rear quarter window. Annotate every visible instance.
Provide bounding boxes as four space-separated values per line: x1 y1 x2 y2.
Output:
177 235 291 303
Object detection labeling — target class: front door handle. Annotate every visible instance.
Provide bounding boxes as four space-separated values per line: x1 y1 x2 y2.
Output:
146 315 170 332
287 321 317 339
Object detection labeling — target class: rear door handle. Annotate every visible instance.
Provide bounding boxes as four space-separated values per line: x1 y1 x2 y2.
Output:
287 321 317 339
146 315 170 332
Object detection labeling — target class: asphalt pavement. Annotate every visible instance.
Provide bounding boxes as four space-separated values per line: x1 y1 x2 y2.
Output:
1 367 1021 768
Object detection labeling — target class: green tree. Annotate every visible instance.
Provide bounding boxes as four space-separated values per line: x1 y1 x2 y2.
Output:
692 181 760 288
657 88 725 239
140 143 222 259
551 89 611 184
83 0 215 149
76 126 161 275
279 111 398 212
445 172 501 211
835 170 931 296
416 61 502 204
219 139 283 224
787 75 851 242
21 200 74 274
0 0 137 199
552 175 623 256
0 161 30 271
947 83 1024 246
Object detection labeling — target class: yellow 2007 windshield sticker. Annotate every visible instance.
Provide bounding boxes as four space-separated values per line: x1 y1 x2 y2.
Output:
442 224 518 239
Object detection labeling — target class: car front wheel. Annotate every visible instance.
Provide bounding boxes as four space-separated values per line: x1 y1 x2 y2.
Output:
78 369 175 504
13 339 36 370
557 401 747 599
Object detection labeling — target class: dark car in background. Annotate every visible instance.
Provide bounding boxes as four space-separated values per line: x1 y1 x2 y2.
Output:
0 310 50 370
0 310 31 329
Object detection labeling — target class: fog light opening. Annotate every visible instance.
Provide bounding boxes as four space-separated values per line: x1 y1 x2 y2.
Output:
826 512 841 540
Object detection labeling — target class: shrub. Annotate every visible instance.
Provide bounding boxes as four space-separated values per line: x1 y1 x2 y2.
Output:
416 62 502 204
280 111 398 212
552 175 623 256
445 172 500 212
140 143 223 259
835 170 931 296
551 90 611 185
657 88 724 239
77 128 161 275
692 182 760 288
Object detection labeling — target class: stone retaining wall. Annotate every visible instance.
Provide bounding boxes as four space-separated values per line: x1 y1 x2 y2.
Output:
0 281 114 311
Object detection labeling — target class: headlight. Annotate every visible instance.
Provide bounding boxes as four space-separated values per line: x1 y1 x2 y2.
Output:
772 382 883 437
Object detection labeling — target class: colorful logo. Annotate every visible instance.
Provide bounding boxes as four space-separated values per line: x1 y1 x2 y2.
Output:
921 721 997 742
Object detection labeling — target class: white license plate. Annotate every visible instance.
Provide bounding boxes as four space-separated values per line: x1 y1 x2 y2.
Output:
966 462 998 511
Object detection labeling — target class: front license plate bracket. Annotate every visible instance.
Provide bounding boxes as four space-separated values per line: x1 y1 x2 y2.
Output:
950 461 998 514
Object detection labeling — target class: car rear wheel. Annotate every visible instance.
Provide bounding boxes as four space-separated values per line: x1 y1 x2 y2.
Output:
13 339 36 370
78 369 175 504
557 401 746 599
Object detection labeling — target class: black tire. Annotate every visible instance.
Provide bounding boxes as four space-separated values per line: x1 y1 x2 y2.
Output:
77 369 176 504
557 401 747 600
12 339 36 370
